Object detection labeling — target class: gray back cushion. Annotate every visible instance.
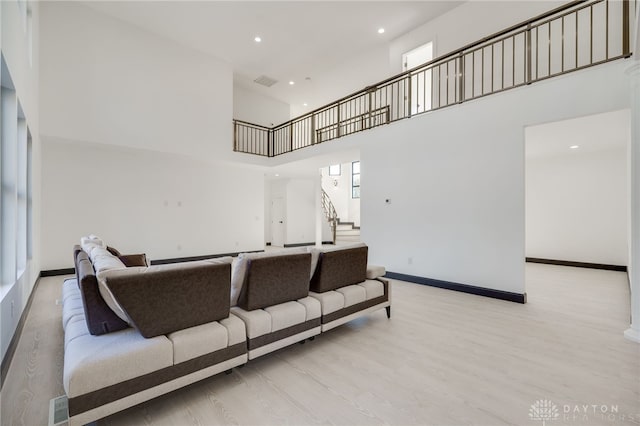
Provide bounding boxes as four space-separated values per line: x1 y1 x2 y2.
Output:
238 253 311 311
310 246 368 292
104 261 232 338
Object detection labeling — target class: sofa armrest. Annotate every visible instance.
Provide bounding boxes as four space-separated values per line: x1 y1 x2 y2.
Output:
105 261 232 338
366 265 385 279
75 251 129 335
118 253 148 267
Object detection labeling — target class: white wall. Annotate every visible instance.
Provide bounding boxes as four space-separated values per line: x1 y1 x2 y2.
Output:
233 84 290 128
40 2 232 161
0 0 41 365
39 2 265 269
356 60 630 295
41 140 264 269
526 147 628 266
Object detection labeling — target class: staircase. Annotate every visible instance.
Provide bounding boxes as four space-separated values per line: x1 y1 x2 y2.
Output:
321 189 361 244
335 222 360 243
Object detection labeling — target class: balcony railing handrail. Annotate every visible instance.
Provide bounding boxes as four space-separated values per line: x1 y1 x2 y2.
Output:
245 0 605 132
232 119 271 130
234 0 635 157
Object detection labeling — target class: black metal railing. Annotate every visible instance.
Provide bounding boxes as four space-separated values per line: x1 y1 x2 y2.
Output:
233 0 635 157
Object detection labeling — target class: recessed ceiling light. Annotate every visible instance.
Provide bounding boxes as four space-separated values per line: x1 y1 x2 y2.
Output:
303 103 308 106
289 81 295 85
275 173 280 177
254 36 262 43
377 28 385 34
570 145 579 149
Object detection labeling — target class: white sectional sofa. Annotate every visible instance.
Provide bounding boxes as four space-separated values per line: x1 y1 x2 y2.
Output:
62 238 389 425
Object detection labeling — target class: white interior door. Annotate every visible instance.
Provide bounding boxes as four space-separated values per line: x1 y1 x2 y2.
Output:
403 42 433 115
271 197 285 247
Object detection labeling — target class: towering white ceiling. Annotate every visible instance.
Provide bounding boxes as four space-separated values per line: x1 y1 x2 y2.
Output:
83 1 463 107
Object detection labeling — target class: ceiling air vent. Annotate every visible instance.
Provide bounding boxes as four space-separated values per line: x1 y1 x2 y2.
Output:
254 75 278 88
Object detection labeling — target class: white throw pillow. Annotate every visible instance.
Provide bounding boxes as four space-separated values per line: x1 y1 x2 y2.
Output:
90 248 126 273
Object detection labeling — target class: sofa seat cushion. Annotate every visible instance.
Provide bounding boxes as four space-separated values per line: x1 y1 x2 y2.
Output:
336 285 367 308
229 307 271 339
61 278 85 332
219 313 248 346
309 280 384 316
296 296 322 321
359 279 385 300
308 291 344 316
231 297 321 339
65 316 90 349
168 322 228 364
264 301 306 332
62 278 80 303
64 328 173 398
62 299 86 330
62 297 86 332
167 312 247 365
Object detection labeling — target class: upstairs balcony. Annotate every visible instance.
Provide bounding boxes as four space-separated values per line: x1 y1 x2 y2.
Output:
233 0 636 158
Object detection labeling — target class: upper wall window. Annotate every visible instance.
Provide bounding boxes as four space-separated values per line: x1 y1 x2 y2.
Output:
329 164 341 176
352 161 360 199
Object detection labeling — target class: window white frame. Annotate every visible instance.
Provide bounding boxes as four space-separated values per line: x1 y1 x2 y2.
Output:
1 54 33 291
1 85 18 287
352 161 360 199
17 113 27 275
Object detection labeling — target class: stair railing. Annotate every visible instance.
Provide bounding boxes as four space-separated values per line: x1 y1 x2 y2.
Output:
233 0 634 158
321 189 338 244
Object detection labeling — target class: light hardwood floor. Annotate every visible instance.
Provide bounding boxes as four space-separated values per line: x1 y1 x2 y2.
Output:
1 264 639 425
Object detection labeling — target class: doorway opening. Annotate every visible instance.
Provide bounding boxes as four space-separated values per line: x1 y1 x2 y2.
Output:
402 41 433 115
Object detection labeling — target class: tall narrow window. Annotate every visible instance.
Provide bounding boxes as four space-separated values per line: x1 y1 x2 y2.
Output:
27 131 33 260
352 161 360 199
17 114 28 276
1 84 18 287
